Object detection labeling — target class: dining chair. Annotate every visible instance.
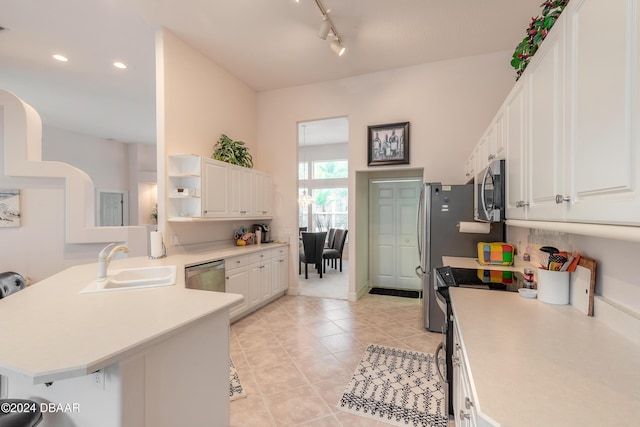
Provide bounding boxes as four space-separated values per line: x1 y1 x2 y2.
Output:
326 228 336 249
299 232 327 279
323 229 348 272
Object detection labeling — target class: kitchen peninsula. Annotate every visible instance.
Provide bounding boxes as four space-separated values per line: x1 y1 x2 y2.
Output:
0 245 279 427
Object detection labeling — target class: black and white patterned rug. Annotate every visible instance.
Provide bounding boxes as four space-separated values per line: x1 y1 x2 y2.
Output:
337 344 448 427
229 359 247 401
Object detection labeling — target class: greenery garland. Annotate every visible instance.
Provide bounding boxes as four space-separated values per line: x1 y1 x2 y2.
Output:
511 1 570 80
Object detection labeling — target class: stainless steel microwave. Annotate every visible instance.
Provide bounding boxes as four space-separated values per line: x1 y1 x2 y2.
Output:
474 159 505 222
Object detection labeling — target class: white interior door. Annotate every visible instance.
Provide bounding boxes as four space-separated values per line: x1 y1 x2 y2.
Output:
99 191 124 226
369 180 421 290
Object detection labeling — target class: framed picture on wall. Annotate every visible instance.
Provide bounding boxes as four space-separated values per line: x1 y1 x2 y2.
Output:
367 122 410 166
0 189 21 227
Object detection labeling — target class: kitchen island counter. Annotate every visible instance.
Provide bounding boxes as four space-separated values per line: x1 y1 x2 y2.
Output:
450 287 640 426
0 243 293 427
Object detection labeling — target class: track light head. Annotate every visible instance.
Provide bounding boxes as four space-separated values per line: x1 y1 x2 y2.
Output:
330 39 345 56
318 17 331 40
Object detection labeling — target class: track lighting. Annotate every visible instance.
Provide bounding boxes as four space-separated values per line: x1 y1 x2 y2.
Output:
318 17 331 40
311 0 346 56
330 39 345 56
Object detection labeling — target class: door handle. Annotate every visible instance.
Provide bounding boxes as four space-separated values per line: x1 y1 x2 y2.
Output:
555 194 571 204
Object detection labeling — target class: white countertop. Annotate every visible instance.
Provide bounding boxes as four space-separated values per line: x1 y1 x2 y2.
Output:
450 287 640 427
0 242 287 384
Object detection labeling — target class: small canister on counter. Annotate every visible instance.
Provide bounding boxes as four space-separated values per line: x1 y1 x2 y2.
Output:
523 268 535 288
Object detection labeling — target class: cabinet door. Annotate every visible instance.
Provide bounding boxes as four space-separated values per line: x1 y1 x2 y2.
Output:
464 151 475 184
505 80 528 219
492 110 505 161
254 171 272 217
272 253 289 293
248 263 262 307
226 266 249 318
564 0 640 225
526 14 566 221
260 261 272 301
202 159 229 217
229 166 253 217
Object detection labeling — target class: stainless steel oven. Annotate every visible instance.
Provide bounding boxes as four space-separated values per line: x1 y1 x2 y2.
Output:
475 159 505 222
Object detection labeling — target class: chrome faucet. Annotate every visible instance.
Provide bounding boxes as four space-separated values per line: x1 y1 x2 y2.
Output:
97 243 130 280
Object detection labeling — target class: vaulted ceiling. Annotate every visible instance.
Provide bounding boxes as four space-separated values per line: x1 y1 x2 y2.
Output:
0 0 541 144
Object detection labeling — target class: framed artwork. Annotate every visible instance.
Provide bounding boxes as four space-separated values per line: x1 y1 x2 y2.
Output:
367 122 410 166
0 189 21 227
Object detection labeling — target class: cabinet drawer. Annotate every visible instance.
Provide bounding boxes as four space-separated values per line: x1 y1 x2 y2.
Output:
226 255 249 270
249 250 270 264
270 246 288 258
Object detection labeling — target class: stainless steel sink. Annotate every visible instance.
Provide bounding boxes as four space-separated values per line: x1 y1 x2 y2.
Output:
81 265 177 294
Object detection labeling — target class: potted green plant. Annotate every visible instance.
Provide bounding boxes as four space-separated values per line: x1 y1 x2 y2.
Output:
211 134 253 168
511 1 570 80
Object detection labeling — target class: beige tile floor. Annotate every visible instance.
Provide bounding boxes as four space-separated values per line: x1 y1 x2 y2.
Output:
229 293 443 426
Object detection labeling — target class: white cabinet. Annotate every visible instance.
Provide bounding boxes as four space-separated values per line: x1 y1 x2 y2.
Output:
254 171 273 217
464 150 476 183
167 155 273 221
226 246 288 322
504 13 567 221
271 246 289 294
502 0 640 226
229 165 254 217
249 251 272 307
453 319 479 427
563 0 640 225
505 80 528 219
202 158 229 217
225 255 250 319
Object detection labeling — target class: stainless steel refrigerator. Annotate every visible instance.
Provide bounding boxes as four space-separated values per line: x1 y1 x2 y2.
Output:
416 183 504 332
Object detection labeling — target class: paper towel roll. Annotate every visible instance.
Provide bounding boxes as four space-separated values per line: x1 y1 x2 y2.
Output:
150 231 164 258
458 221 491 234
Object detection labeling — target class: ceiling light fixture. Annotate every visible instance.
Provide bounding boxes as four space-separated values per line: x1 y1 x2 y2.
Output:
113 61 127 69
312 0 345 56
318 17 331 40
330 39 345 56
53 54 68 62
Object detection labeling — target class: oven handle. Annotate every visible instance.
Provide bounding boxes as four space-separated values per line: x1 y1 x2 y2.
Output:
434 342 446 385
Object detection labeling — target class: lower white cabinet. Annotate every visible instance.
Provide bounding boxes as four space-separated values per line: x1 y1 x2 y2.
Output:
226 246 288 322
271 247 289 294
225 256 250 319
453 318 478 427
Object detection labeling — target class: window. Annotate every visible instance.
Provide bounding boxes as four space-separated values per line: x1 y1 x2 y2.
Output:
313 160 348 179
299 158 348 232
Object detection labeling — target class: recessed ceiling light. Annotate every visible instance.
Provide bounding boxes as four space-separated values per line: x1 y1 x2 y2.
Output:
53 54 68 62
113 61 127 69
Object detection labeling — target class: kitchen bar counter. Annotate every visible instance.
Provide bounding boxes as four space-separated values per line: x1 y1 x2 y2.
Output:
0 241 287 384
449 287 640 426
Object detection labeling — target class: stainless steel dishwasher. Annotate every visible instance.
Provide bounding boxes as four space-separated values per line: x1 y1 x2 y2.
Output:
184 259 225 292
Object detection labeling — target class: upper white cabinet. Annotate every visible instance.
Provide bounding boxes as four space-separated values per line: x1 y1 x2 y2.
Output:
202 158 229 217
505 79 528 220
563 0 640 224
489 0 640 226
254 171 273 217
167 155 273 221
229 165 254 217
525 11 567 221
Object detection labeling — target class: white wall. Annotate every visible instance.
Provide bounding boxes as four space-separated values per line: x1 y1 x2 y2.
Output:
156 29 259 251
257 51 517 298
507 226 640 316
0 118 146 282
